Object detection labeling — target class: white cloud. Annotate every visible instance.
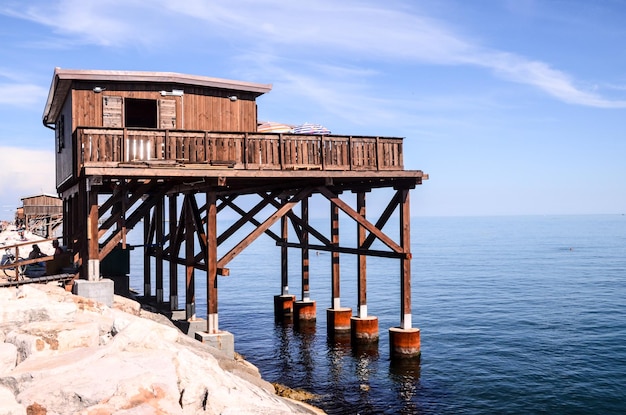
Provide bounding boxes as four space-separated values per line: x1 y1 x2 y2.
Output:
0 147 56 212
0 83 48 106
3 0 624 109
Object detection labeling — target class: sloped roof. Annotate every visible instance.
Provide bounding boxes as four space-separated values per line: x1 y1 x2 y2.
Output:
42 68 273 125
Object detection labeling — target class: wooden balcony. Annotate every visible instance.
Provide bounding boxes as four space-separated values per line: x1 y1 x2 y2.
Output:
74 127 404 174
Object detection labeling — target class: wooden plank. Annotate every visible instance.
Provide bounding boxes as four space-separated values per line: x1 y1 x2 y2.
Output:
102 96 123 128
159 99 176 129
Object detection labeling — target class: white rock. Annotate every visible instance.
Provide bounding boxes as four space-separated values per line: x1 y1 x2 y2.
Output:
0 386 26 415
0 343 17 373
0 285 324 415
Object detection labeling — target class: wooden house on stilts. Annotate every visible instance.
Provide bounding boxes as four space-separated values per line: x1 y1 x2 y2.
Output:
42 68 427 359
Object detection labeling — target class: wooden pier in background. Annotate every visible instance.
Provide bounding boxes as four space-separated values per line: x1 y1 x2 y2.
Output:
42 68 427 359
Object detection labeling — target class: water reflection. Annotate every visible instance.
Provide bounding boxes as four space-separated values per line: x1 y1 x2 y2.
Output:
389 357 422 414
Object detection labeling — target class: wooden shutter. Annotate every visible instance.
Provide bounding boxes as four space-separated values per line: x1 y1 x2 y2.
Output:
159 99 177 129
103 96 123 127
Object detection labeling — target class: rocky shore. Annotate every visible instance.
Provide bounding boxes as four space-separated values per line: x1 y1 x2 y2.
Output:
0 283 324 414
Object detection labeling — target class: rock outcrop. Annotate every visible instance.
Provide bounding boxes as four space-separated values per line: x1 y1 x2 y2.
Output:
0 284 323 415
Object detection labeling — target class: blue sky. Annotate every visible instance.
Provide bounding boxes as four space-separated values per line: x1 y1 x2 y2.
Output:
0 0 625 219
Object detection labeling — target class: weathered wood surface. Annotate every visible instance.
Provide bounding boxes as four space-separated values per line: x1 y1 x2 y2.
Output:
76 127 405 172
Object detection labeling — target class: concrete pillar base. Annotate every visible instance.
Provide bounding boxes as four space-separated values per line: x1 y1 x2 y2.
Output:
72 278 114 307
389 327 421 359
196 330 235 360
350 316 379 344
294 300 316 321
274 294 296 320
174 318 207 338
326 307 352 335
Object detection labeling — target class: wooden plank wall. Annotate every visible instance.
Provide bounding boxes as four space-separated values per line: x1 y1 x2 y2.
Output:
70 83 258 132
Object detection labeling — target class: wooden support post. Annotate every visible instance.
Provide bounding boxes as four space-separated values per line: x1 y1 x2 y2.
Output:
399 188 412 329
155 198 164 304
169 194 179 310
389 187 420 359
184 196 196 320
301 197 310 301
331 198 340 309
357 191 367 318
326 195 351 335
143 210 151 296
351 191 379 344
87 186 100 282
207 191 219 333
274 195 295 321
281 195 289 296
294 195 316 323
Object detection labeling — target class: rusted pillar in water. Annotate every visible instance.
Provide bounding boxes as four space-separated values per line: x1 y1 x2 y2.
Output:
327 195 351 336
389 188 420 359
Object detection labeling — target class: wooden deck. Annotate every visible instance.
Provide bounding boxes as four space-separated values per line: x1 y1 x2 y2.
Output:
75 127 405 174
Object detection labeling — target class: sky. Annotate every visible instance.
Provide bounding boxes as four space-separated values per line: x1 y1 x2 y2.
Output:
0 0 625 220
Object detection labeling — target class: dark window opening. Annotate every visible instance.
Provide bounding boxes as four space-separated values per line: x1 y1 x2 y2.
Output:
125 98 157 128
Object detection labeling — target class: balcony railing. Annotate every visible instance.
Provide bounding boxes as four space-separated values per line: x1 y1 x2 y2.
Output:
74 127 404 172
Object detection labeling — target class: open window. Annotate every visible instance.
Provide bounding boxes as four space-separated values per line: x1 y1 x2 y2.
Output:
125 98 157 128
102 96 177 129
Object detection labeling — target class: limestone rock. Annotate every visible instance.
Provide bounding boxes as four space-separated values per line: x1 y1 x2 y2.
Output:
0 284 323 415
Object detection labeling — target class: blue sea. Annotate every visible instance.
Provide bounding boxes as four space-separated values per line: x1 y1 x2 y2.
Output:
129 214 626 414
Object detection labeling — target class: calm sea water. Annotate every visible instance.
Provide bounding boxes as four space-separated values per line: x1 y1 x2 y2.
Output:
129 214 626 414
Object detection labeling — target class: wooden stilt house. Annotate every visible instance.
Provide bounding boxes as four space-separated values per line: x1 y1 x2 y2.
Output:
42 68 427 358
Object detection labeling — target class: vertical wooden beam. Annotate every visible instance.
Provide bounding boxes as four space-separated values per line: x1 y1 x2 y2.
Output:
399 188 412 329
184 195 196 320
207 191 218 333
87 184 100 281
301 196 310 301
280 195 289 296
143 209 151 296
155 197 164 303
331 196 340 309
169 194 178 310
357 191 367 318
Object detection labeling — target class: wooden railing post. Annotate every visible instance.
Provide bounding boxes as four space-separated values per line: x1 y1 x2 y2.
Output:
375 137 381 171
122 128 127 162
244 132 249 169
279 134 284 170
320 135 325 170
348 136 353 171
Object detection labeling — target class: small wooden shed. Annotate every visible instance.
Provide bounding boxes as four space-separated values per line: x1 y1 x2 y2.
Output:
20 194 63 237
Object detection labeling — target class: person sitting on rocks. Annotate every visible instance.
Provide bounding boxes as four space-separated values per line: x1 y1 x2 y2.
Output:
28 244 45 261
52 240 64 256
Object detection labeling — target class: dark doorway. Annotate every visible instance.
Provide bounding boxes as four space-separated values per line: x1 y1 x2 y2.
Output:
125 98 157 128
